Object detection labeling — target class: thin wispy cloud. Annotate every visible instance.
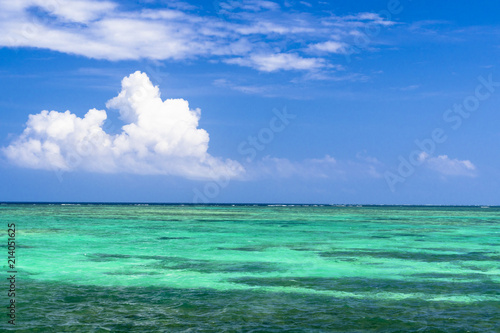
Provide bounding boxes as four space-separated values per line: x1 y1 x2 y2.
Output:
218 0 281 13
394 84 420 91
213 79 269 95
0 0 395 74
251 154 384 180
309 41 348 54
225 53 327 72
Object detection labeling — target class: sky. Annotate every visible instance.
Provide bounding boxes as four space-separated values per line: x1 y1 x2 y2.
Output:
0 0 499 204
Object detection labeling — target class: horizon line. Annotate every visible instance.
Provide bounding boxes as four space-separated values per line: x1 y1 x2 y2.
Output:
0 202 497 207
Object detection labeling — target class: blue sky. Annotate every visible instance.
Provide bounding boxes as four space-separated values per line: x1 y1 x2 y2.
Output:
0 0 499 204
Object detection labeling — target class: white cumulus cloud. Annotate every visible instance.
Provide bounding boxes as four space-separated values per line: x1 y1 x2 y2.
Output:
2 71 244 180
419 152 476 177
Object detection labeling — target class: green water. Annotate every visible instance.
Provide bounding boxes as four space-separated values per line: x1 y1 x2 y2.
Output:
1 204 499 332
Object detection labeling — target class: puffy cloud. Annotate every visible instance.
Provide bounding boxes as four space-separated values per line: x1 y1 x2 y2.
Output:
419 152 476 177
2 72 244 180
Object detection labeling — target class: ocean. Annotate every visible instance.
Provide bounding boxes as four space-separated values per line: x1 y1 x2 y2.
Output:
1 204 499 332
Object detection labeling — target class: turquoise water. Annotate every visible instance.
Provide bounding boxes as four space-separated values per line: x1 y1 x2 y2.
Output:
1 204 499 332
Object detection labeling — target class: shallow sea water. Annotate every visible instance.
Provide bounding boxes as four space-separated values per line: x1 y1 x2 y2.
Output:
1 204 499 332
